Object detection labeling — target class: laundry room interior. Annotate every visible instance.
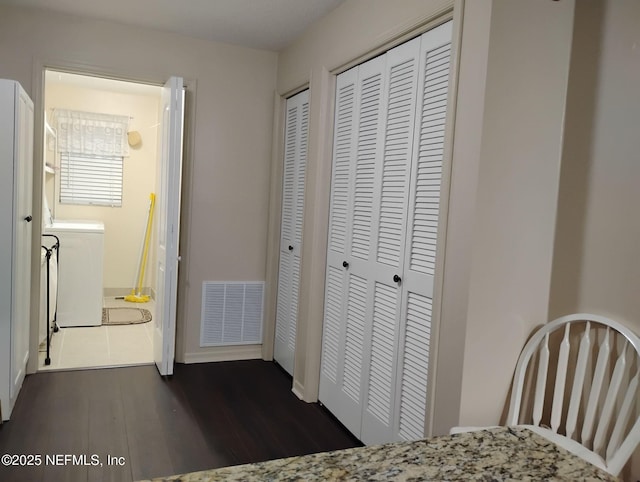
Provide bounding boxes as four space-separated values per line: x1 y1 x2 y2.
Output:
40 70 163 371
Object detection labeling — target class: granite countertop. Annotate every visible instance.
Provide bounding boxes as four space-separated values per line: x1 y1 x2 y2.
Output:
140 426 618 481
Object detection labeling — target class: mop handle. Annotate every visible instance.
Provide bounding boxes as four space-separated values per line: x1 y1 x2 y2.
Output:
136 193 156 295
131 215 147 295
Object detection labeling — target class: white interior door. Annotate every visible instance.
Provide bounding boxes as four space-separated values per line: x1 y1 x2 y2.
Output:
0 80 33 421
274 90 309 376
154 76 184 376
11 86 33 402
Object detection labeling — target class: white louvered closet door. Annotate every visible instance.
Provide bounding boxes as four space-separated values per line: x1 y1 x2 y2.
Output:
274 90 309 376
319 55 389 437
393 21 452 442
319 67 362 435
320 21 452 446
360 36 421 446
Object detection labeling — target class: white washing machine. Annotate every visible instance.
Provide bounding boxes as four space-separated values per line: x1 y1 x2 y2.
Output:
43 220 105 327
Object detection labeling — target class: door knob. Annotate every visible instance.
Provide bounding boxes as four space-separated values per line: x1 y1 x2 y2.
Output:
288 245 293 251
393 274 401 283
342 261 349 269
24 215 32 222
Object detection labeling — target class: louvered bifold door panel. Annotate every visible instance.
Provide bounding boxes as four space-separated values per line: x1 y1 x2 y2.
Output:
274 90 309 376
393 21 453 442
338 55 388 438
323 54 390 438
359 36 421 446
320 68 359 426
288 94 309 363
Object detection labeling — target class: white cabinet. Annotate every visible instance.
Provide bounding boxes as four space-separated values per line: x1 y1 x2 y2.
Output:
0 79 34 421
319 22 452 444
274 90 309 376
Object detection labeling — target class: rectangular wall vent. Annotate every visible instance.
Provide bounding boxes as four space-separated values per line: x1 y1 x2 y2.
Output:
200 282 264 347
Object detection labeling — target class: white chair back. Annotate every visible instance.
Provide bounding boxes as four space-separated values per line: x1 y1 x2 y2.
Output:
507 313 640 476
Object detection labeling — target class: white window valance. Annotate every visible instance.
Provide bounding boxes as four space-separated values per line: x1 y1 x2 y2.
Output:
53 109 130 157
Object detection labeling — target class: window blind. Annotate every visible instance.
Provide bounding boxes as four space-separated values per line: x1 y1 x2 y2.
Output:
59 152 123 207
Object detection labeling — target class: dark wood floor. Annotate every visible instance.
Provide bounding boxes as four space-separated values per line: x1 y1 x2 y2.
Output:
0 360 361 482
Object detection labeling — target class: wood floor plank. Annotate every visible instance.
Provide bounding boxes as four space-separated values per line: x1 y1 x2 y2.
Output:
0 361 361 482
41 370 92 482
120 368 176 480
85 370 131 482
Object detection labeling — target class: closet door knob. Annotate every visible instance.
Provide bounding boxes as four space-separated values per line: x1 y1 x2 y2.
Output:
342 261 349 269
288 245 293 251
393 274 401 283
24 215 32 222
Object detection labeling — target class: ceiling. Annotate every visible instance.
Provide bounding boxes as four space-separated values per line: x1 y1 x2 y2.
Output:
0 0 345 51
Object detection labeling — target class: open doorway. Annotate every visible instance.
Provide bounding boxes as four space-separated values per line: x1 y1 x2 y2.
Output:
38 70 182 373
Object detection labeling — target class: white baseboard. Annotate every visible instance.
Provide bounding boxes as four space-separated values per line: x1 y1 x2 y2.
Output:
183 345 263 364
292 380 305 401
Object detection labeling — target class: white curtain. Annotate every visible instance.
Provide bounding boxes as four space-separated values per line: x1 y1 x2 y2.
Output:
54 109 130 157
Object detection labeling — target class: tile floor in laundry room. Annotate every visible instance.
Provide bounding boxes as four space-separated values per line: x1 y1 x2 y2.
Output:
38 297 155 371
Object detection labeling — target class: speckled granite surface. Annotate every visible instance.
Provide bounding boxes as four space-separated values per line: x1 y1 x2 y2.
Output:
140 426 618 481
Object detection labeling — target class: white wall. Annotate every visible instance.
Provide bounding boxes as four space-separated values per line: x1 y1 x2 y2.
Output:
0 5 278 368
45 80 160 292
550 0 640 325
455 0 575 426
429 0 492 436
549 0 640 476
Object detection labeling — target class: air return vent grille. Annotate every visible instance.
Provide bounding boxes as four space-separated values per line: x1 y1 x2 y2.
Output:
200 282 264 346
